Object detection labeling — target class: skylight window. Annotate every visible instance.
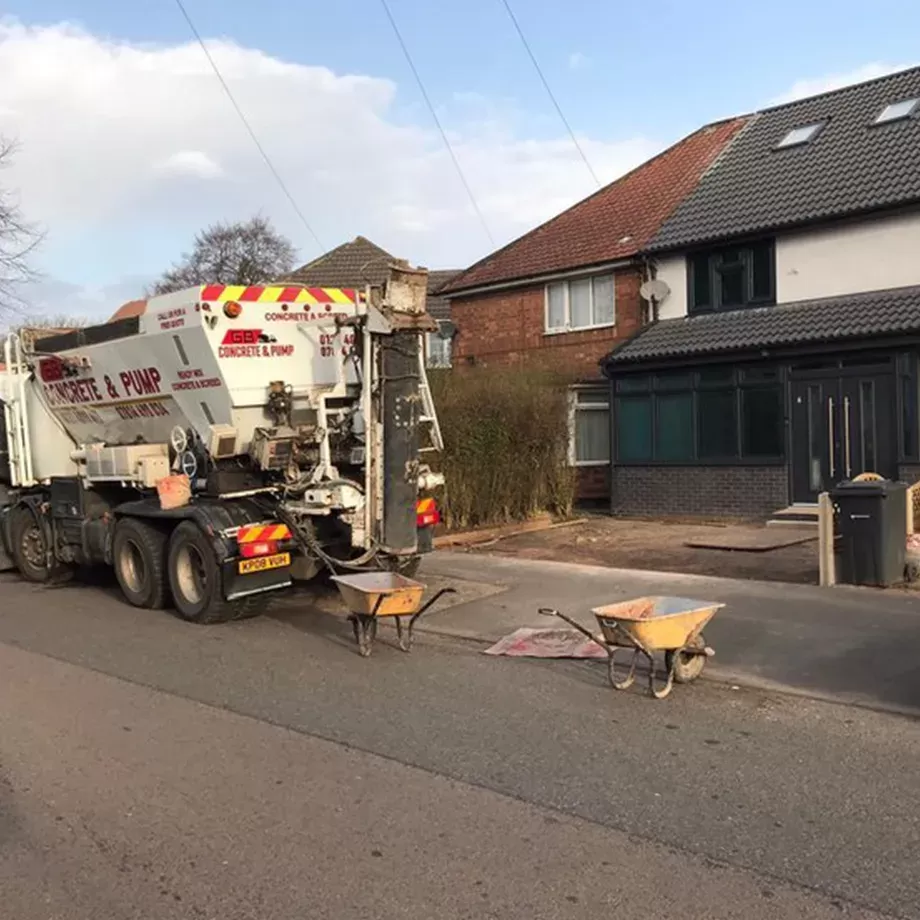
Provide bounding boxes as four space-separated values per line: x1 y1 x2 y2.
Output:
776 122 825 149
875 98 920 124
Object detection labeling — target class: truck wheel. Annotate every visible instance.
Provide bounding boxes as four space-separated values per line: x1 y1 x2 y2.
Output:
9 505 52 583
167 521 240 624
231 594 273 621
113 518 170 609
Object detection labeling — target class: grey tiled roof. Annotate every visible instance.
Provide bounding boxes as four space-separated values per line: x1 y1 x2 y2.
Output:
650 66 920 251
280 236 395 287
604 285 920 367
279 236 458 320
425 270 460 320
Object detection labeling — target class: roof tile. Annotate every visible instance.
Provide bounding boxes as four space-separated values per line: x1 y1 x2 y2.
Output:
604 285 920 366
279 237 459 320
442 118 748 294
651 66 920 250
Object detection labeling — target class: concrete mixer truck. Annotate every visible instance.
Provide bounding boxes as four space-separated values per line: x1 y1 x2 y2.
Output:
0 262 445 623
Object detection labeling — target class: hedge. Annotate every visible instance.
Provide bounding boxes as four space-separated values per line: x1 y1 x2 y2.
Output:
428 367 576 529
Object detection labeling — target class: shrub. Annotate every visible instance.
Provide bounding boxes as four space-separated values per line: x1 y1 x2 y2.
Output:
429 367 576 529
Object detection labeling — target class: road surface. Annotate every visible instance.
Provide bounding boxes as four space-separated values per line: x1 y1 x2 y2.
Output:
0 564 918 919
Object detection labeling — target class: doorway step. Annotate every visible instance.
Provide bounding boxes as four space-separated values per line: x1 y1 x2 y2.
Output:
767 503 819 527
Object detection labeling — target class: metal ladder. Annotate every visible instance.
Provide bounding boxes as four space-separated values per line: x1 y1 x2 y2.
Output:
2 333 35 487
417 347 443 453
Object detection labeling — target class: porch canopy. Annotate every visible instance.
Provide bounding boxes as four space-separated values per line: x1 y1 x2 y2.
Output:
603 284 920 371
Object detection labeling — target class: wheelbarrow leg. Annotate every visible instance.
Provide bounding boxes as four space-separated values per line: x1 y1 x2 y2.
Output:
648 650 677 700
607 647 639 690
349 614 377 657
395 616 409 652
401 587 458 653
604 626 676 700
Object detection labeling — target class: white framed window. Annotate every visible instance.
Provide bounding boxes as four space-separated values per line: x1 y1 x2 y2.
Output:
874 98 920 124
545 273 615 333
775 122 825 149
426 322 452 368
569 386 610 466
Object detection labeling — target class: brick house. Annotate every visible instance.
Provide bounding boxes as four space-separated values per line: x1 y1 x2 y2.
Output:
282 236 459 368
440 120 746 500
603 65 920 519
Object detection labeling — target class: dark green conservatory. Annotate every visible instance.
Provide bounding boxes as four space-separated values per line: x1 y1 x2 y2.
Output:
602 286 920 518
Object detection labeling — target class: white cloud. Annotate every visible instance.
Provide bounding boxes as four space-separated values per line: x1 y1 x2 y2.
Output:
156 150 225 179
770 62 915 105
14 276 153 324
0 18 660 301
568 51 590 71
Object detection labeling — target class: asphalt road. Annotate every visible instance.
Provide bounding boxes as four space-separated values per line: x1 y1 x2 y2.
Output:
0 567 918 919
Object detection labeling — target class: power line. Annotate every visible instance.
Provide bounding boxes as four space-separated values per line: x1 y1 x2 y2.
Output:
172 0 325 253
377 0 496 247
497 0 601 189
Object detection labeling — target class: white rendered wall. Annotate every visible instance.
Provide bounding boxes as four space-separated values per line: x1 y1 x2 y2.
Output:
650 210 920 319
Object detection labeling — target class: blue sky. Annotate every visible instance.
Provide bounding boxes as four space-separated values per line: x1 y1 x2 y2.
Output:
2 0 918 318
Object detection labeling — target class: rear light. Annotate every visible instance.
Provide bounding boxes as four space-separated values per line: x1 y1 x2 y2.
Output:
416 497 440 528
237 522 292 544
236 522 291 558
240 540 278 558
223 300 242 318
38 356 64 382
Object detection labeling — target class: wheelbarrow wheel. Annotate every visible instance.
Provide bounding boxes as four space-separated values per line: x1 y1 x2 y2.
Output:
665 635 707 684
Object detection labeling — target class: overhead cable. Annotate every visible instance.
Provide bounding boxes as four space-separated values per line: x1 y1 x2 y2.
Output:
378 0 496 246
498 0 601 188
172 0 325 252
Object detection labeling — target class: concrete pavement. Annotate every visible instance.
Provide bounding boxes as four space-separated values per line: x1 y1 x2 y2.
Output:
417 552 920 715
1 640 898 920
2 570 920 916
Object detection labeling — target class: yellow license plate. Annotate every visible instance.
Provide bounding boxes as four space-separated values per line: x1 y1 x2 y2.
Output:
238 552 291 574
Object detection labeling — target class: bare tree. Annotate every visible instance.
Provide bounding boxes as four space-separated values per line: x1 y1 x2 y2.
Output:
0 139 41 319
151 216 297 295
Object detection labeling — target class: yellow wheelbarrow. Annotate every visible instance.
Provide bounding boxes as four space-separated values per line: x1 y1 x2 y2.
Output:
332 572 457 657
539 596 723 699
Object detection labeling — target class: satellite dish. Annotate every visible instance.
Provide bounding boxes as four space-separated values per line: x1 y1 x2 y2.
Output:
640 279 671 302
438 320 457 340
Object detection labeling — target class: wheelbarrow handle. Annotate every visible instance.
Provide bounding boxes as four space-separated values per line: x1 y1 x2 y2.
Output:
408 587 458 628
397 587 458 652
538 607 607 648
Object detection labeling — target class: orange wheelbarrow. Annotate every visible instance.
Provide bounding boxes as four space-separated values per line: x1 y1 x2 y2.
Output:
332 571 457 657
539 596 723 699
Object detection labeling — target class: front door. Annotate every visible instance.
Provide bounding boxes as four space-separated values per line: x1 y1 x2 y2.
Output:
791 378 835 503
839 373 896 484
790 371 897 503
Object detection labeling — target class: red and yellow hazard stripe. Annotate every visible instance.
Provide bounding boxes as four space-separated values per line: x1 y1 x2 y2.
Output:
416 497 436 515
199 285 361 305
237 522 292 544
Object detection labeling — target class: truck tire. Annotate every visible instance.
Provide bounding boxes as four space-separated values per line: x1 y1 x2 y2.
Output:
166 521 242 624
9 505 52 583
113 518 170 609
231 594 273 621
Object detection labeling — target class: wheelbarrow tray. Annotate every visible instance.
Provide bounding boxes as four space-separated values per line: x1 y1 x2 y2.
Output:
331 572 425 617
591 596 723 652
